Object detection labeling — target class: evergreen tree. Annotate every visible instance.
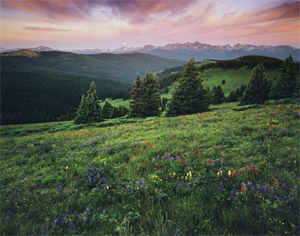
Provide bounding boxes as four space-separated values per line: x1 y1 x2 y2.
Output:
226 90 238 102
140 72 161 118
269 54 297 99
74 82 102 124
110 106 123 119
239 63 269 105
129 73 143 117
165 58 209 117
213 85 225 104
102 100 113 119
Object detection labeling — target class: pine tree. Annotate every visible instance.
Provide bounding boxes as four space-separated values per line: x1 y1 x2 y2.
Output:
269 54 297 99
140 72 161 118
74 82 102 124
165 58 209 117
239 63 269 105
102 100 113 119
213 85 225 104
129 73 143 117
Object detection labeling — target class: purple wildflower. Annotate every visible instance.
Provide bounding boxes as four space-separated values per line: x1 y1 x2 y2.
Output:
86 207 89 213
70 221 74 229
103 210 106 215
294 186 297 191
282 183 286 190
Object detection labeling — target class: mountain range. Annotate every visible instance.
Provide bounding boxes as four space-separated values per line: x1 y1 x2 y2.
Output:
1 41 299 61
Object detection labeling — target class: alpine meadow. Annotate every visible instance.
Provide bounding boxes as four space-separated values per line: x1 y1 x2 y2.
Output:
1 0 300 235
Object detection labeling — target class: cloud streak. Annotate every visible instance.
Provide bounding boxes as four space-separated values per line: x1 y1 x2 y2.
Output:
23 27 72 32
1 0 200 22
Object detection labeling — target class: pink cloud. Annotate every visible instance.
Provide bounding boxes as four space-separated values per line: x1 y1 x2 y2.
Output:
23 27 72 32
1 0 200 22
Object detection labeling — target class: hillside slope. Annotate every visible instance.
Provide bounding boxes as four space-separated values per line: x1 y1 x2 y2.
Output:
1 50 185 82
1 71 132 124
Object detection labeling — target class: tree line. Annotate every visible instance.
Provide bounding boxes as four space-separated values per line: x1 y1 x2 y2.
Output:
1 71 131 125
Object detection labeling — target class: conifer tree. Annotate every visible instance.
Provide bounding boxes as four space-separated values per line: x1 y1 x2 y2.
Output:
102 100 113 119
239 63 269 105
140 72 161 118
269 54 297 99
213 85 225 104
129 73 143 117
165 58 209 117
74 82 102 124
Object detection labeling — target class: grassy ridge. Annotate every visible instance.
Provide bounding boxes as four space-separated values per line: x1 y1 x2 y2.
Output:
1 103 299 235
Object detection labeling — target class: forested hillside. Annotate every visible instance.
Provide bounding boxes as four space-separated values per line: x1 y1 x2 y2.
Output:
1 50 184 82
1 71 132 125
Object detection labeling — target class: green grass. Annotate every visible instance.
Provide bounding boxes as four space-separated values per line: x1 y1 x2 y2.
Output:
201 66 280 96
106 98 131 109
1 102 299 235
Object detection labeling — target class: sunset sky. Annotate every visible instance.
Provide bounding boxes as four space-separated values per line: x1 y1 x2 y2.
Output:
1 0 299 50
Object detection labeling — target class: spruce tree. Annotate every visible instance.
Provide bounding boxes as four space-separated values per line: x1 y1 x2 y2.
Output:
140 72 161 118
213 85 225 104
165 58 209 117
129 73 143 117
102 100 113 119
239 63 269 105
269 54 297 99
74 82 102 124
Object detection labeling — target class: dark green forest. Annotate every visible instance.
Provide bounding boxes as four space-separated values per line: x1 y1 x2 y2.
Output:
1 71 132 125
1 50 184 82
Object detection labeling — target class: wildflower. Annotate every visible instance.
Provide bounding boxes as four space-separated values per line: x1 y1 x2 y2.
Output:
294 186 297 191
230 190 234 198
235 192 239 197
86 207 89 213
219 181 223 187
174 227 180 236
70 221 74 229
54 220 58 226
84 217 87 224
41 227 45 235
136 181 140 186
256 184 260 190
228 170 231 176
241 186 247 191
282 183 286 190
103 210 106 215
74 211 77 216
5 216 9 225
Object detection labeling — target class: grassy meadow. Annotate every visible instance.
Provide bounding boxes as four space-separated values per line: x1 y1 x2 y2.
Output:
1 102 299 235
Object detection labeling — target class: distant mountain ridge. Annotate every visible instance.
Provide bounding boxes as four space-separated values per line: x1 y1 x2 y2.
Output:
1 41 299 61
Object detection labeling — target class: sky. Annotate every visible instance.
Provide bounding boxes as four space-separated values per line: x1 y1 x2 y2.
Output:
0 0 299 50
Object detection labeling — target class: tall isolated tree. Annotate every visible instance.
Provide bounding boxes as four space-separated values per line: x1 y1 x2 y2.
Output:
129 73 143 117
165 58 209 117
129 72 160 118
74 81 102 124
239 63 269 105
269 54 297 99
213 85 225 104
102 99 113 119
140 72 161 118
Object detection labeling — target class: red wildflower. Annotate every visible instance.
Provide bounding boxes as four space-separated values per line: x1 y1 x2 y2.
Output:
179 159 183 163
254 168 257 171
211 160 214 164
242 186 247 191
202 162 204 165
